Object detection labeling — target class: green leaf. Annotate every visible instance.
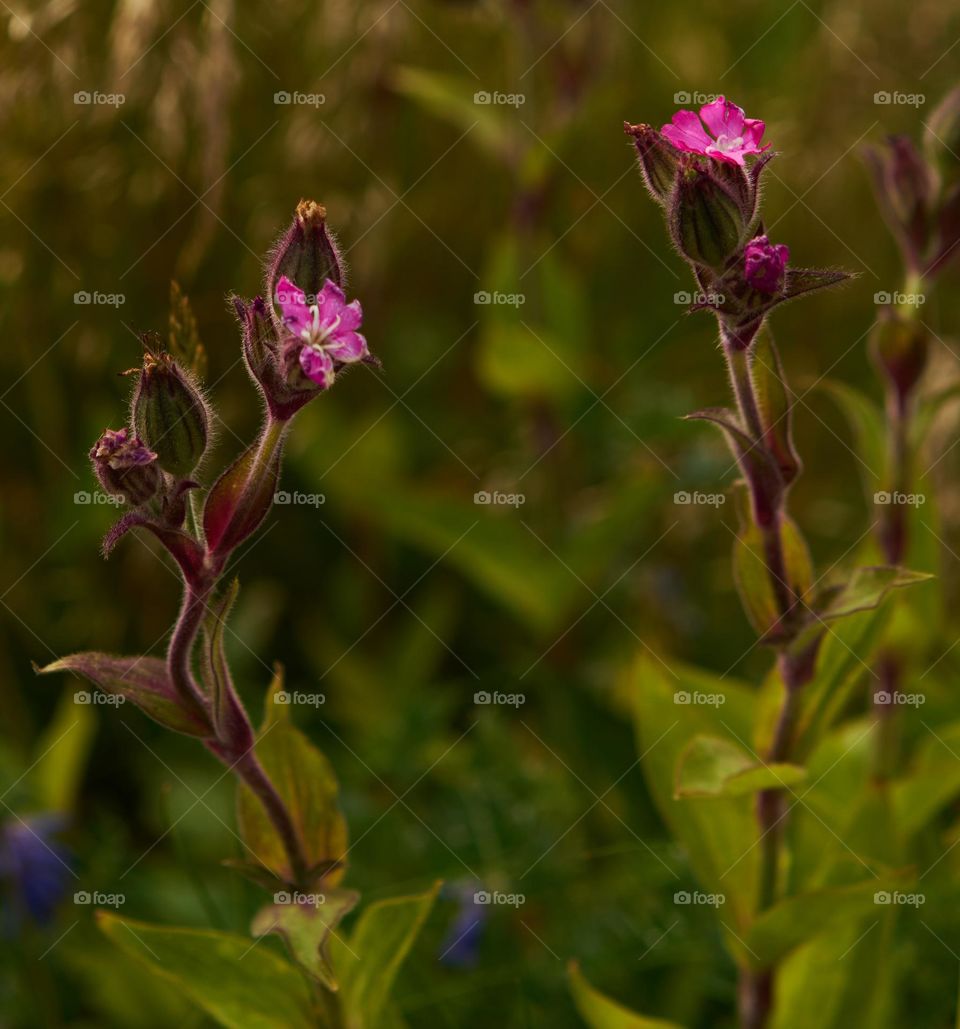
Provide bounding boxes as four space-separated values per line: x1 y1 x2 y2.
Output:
745 877 909 967
35 654 210 737
97 912 315 1029
29 687 96 812
818 565 932 621
568 961 684 1028
731 488 813 640
627 652 761 923
818 379 886 496
237 666 348 886
770 914 895 1029
332 882 441 1029
251 889 359 989
675 735 807 798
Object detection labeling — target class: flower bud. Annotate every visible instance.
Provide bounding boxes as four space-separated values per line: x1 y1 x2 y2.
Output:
132 345 210 478
265 200 343 323
743 235 790 294
90 428 161 505
924 85 960 186
869 309 929 405
624 123 678 204
670 159 746 270
863 137 934 269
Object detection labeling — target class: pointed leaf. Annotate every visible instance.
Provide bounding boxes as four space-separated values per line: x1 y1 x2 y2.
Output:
103 513 205 584
568 960 684 1028
675 735 806 798
745 875 912 967
97 912 314 1029
35 654 210 737
819 566 932 621
237 668 348 886
251 888 359 989
781 267 852 301
332 882 441 1029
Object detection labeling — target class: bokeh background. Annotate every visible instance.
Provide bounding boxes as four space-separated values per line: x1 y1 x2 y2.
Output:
3 0 960 1025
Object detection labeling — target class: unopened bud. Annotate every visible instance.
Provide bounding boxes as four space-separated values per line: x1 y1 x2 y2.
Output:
265 200 343 320
670 160 746 270
90 428 161 505
132 344 210 478
864 137 934 268
869 310 929 404
624 123 678 204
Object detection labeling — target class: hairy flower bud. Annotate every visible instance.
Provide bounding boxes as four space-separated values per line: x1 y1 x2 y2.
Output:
265 200 343 327
624 123 679 204
744 235 790 294
132 345 210 478
90 428 161 505
670 159 746 270
869 310 929 405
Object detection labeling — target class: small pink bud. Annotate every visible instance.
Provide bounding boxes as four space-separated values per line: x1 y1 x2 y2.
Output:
89 428 161 506
743 235 790 294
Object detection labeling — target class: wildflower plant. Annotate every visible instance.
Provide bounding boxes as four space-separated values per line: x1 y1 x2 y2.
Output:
570 98 936 1029
38 201 438 1027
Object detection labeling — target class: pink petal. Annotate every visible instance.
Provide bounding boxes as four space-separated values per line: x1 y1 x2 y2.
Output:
700 96 745 139
276 275 312 334
316 279 346 313
299 345 335 387
326 331 368 364
704 145 746 167
742 118 766 148
336 299 363 333
662 109 712 152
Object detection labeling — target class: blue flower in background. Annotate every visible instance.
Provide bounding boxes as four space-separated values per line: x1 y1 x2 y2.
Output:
438 881 487 968
0 814 71 931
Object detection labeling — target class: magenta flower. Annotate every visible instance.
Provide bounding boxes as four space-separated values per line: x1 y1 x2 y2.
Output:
662 96 769 167
275 274 368 388
744 235 790 294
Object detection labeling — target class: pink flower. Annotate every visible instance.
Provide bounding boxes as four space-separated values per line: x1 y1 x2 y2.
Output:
744 235 790 294
274 274 368 388
662 96 769 167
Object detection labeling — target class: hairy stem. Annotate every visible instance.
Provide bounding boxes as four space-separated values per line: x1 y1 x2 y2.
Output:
167 585 212 723
233 748 310 886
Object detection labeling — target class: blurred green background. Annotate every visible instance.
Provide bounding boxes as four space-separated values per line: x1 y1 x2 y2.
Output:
3 0 960 1025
